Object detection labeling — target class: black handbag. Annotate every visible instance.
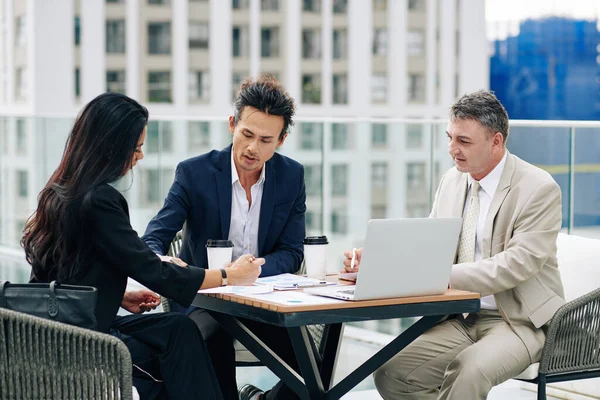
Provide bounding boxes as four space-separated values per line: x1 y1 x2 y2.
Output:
0 280 98 331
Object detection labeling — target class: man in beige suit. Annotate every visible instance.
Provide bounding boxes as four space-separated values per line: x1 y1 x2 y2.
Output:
343 90 565 399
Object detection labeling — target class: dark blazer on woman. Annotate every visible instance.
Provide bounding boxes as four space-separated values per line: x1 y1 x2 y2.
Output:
31 183 205 333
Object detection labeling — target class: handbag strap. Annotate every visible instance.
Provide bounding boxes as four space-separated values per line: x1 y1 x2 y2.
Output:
0 281 8 308
47 281 59 318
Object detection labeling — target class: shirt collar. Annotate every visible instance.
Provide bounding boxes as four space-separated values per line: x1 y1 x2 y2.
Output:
467 151 507 198
230 148 266 185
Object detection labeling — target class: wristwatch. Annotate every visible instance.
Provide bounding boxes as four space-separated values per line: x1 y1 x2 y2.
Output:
219 268 228 286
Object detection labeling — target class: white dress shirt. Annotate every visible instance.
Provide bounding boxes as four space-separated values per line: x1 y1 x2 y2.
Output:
228 150 265 262
462 151 507 310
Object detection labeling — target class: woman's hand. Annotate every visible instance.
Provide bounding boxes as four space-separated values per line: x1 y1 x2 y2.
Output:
121 290 161 314
226 254 265 286
342 248 363 273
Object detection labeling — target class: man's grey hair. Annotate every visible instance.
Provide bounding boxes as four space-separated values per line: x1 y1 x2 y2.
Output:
450 90 509 145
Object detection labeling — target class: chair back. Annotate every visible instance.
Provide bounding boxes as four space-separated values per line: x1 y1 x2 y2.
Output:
0 307 133 399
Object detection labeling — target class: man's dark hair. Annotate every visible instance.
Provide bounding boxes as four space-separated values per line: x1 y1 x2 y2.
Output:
450 90 510 145
233 75 296 140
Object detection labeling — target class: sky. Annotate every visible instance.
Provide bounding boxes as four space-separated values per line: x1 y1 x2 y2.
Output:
486 0 600 40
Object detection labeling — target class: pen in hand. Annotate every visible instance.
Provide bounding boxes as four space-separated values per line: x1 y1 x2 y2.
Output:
350 248 357 270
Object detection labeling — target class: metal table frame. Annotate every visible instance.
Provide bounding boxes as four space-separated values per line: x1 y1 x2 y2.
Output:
193 294 480 400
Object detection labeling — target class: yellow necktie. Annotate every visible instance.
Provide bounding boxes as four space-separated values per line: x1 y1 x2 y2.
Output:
457 181 480 264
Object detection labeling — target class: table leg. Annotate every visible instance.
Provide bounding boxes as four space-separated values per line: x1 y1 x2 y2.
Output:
319 323 343 391
209 312 309 398
288 326 326 400
326 315 443 400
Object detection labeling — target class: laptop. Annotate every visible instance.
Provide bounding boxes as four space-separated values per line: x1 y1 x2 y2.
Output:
304 218 462 301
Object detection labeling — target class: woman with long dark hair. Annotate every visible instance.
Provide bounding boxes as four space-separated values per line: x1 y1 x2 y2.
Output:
22 92 264 399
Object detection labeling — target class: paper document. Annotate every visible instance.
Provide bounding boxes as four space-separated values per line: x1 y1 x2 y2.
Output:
237 290 346 306
255 273 336 290
198 285 274 295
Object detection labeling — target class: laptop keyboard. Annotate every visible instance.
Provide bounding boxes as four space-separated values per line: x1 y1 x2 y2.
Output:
338 289 355 295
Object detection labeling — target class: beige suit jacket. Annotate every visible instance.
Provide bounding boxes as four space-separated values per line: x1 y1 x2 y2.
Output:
431 151 565 359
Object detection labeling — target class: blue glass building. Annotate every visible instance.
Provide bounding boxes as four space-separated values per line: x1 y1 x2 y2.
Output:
490 17 600 228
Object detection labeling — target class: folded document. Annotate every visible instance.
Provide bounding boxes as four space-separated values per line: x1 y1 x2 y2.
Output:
254 273 336 290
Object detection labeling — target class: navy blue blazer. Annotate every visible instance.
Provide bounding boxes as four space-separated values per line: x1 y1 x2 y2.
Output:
142 145 306 308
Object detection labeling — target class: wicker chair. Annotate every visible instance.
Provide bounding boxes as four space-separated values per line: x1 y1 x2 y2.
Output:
0 307 133 400
162 232 332 367
514 287 600 400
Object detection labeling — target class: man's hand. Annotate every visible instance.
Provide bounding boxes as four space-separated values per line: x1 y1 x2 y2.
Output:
121 290 161 314
342 248 363 273
226 254 265 286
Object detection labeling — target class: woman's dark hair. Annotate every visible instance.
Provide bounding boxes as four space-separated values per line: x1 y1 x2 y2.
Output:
233 74 296 140
22 92 148 281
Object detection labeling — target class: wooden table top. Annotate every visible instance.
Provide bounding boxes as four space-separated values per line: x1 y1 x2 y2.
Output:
198 276 480 313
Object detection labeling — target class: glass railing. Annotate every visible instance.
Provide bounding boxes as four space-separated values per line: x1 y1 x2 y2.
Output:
1 115 600 337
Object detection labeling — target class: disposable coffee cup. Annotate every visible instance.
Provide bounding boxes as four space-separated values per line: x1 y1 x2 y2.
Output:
206 239 234 270
303 236 329 279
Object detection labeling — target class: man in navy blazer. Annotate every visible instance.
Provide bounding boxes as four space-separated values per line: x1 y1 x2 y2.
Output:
142 75 305 400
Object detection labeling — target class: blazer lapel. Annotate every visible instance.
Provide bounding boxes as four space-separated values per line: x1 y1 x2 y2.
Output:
215 146 233 239
452 173 469 218
258 161 275 255
481 152 515 257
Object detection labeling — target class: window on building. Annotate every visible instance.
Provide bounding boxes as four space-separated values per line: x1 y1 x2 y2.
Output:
15 16 26 47
331 164 348 196
261 0 279 11
189 21 209 49
371 205 387 219
304 164 322 196
408 0 424 11
261 27 280 58
232 0 250 9
302 29 321 59
303 0 321 12
371 162 388 189
188 121 210 152
373 0 387 10
232 71 247 100
232 26 249 57
302 74 321 104
408 74 425 102
372 73 387 103
305 210 322 232
407 30 424 56
371 123 387 148
17 170 28 197
407 162 426 188
189 70 210 102
16 119 26 155
106 0 125 3
148 71 172 103
331 210 347 234
146 121 174 153
372 28 387 56
74 68 80 98
74 16 81 46
331 123 349 150
107 70 126 93
148 22 171 54
332 74 348 104
332 29 347 60
406 124 423 149
300 123 323 150
332 0 347 13
106 20 126 53
15 68 28 101
148 0 170 4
